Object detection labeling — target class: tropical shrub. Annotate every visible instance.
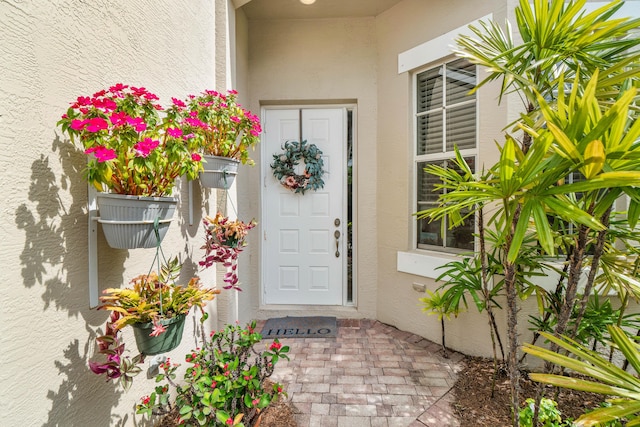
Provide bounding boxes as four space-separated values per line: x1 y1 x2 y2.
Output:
419 1 640 424
519 398 571 427
524 326 640 426
136 321 289 426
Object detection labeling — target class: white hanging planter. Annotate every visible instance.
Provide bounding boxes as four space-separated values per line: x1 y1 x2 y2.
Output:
96 193 177 249
199 155 239 189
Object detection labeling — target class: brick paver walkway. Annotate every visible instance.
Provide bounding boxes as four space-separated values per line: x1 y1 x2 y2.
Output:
259 319 463 427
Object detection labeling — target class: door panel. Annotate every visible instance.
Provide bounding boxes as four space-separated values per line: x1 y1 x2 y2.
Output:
263 108 345 305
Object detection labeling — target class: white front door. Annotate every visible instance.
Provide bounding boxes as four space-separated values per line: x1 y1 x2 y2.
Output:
262 108 346 305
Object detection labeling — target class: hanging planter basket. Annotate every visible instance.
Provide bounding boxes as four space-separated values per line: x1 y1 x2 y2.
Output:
131 314 186 355
199 155 239 189
96 193 177 249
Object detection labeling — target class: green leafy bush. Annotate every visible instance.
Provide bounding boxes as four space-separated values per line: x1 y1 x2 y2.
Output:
519 398 571 427
136 321 289 426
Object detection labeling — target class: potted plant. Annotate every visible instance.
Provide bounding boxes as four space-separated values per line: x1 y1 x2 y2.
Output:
174 89 261 189
136 321 289 427
200 213 256 291
58 83 203 248
89 257 220 388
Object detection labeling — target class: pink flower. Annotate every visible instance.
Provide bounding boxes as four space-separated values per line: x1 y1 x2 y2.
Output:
93 98 117 112
185 117 206 129
85 117 109 133
109 83 128 93
85 146 116 162
171 97 186 108
191 153 202 162
141 395 150 405
167 127 183 138
70 119 87 130
284 176 298 188
228 89 238 95
74 96 92 107
109 111 129 127
130 86 148 97
252 399 259 406
230 116 241 123
144 92 159 101
149 320 166 337
134 138 159 157
126 116 147 132
226 418 233 426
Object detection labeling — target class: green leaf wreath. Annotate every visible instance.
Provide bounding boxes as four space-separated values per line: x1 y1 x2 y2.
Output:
271 140 324 194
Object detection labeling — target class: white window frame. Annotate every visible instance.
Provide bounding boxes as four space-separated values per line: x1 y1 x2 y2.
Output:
413 58 478 253
397 16 490 278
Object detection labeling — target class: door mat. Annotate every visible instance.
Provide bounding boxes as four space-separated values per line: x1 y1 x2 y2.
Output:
261 316 337 339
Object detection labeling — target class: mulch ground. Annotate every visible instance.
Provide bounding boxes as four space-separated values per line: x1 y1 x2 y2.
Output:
452 356 610 426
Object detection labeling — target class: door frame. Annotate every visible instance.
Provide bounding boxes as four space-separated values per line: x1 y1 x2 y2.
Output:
259 103 357 308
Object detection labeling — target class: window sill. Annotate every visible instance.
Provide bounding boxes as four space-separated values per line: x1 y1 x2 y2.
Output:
396 250 459 279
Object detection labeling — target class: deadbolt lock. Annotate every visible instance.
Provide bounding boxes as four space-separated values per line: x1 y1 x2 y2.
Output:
334 218 340 227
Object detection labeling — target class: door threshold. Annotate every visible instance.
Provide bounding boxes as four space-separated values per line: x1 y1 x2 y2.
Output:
257 304 358 313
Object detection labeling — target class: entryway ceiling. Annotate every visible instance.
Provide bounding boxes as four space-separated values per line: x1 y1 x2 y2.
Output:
239 0 404 20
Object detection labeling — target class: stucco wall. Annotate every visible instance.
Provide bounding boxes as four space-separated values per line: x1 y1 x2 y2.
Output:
374 0 513 357
0 1 228 425
243 17 378 321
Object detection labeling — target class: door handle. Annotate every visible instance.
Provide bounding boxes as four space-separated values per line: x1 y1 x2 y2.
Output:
334 230 340 257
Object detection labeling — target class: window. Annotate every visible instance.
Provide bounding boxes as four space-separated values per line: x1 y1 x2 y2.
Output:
415 58 477 251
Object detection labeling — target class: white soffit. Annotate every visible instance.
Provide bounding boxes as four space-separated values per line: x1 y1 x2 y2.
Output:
398 14 492 74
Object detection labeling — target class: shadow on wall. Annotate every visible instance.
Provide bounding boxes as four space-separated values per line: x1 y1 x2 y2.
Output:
15 135 129 426
15 134 218 425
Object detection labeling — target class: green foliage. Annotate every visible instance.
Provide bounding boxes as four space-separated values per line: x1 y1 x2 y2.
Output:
524 326 640 426
136 321 289 426
98 257 220 330
432 257 500 314
529 294 640 350
454 0 640 113
271 140 325 194
519 398 571 427
423 1 640 425
420 289 460 320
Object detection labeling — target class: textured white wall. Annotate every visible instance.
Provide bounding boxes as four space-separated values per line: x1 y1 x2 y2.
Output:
244 17 379 321
0 1 225 425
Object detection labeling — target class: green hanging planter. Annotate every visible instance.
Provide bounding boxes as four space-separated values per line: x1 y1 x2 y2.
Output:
132 314 186 355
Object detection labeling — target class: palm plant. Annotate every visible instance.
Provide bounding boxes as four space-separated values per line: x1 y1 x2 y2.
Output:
523 326 640 426
419 289 459 358
417 2 640 424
